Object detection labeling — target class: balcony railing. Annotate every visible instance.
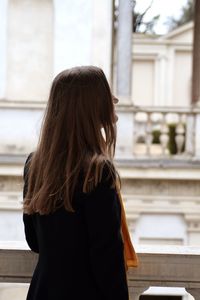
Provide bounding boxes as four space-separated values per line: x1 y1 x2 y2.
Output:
116 105 200 159
0 243 200 299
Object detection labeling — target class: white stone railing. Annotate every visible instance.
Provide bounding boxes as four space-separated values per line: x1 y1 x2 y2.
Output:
0 243 200 299
116 105 200 159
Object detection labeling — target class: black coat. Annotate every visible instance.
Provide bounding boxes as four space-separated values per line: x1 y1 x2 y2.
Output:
23 152 129 300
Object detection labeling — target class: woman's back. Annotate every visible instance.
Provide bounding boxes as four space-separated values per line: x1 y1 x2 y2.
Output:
23 152 129 300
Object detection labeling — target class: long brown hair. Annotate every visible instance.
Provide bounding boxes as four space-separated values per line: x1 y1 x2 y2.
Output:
23 66 121 215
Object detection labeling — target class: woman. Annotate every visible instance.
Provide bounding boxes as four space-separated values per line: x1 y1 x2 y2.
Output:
23 66 129 300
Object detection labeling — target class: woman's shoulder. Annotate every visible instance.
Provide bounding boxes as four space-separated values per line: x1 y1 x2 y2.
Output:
90 159 118 194
81 160 120 212
101 160 116 183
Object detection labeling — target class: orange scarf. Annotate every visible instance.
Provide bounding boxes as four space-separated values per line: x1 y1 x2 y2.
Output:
116 184 139 271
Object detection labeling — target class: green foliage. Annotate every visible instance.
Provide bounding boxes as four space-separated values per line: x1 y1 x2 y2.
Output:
166 0 194 32
152 129 161 144
168 123 177 154
168 123 185 155
114 0 160 35
152 124 185 154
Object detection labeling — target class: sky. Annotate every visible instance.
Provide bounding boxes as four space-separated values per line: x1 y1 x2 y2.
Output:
135 0 188 34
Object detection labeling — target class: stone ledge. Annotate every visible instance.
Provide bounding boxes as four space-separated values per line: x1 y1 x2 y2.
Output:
115 158 200 169
0 243 199 290
0 99 45 110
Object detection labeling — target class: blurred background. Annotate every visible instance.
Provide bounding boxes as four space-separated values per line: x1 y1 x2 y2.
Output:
0 0 199 299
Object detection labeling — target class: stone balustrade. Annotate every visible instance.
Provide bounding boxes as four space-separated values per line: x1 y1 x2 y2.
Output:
0 242 199 299
116 105 200 159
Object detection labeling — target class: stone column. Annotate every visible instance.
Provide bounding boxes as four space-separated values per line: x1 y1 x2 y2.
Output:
185 114 195 156
116 0 133 103
186 288 200 300
115 1 134 158
191 0 200 105
128 286 149 300
115 110 135 158
191 1 200 157
53 0 113 83
0 0 7 99
194 111 200 158
53 0 92 74
7 0 53 101
91 0 113 84
156 54 167 106
185 214 200 245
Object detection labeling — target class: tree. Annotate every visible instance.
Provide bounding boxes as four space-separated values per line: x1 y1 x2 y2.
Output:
132 0 160 34
114 0 160 35
166 0 194 32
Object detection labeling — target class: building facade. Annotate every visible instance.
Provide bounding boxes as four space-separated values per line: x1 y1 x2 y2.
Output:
0 1 199 299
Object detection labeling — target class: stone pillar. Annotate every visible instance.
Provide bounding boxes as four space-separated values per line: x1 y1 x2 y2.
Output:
194 111 200 158
185 114 195 156
6 0 53 101
0 283 28 300
116 0 133 103
53 0 113 83
115 111 135 158
91 0 113 84
156 54 167 106
128 286 149 300
191 0 200 105
0 0 7 99
191 1 200 157
115 1 134 158
186 288 200 300
53 0 92 74
185 214 200 245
